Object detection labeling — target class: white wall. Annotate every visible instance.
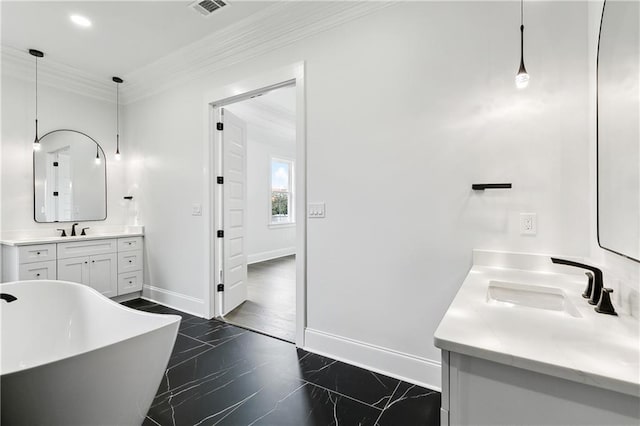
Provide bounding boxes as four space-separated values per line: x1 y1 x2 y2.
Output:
244 128 296 264
126 1 592 388
1 74 128 233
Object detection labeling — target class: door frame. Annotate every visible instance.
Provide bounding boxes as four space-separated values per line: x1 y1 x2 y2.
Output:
202 62 306 347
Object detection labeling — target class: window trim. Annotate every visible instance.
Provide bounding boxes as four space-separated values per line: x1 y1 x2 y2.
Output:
269 156 295 226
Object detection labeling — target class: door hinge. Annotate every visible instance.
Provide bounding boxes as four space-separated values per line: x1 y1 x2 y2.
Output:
217 230 224 238
216 122 223 131
53 191 59 197
217 176 224 184
53 161 59 167
217 284 224 292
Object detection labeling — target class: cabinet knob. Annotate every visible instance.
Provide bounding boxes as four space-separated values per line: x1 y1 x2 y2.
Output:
129 281 133 284
84 261 88 264
92 260 95 263
36 251 40 255
36 273 40 277
128 260 132 263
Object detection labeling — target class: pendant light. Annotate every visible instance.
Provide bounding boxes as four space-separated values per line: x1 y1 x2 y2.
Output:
515 0 530 89
113 77 123 160
95 145 101 165
29 49 44 151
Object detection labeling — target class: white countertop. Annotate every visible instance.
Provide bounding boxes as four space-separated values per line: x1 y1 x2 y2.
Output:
434 250 640 397
0 226 144 246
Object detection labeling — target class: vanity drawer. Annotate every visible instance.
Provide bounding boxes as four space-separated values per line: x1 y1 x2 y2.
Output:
18 244 56 264
118 270 143 294
58 239 116 259
118 250 143 273
18 261 56 280
118 237 143 253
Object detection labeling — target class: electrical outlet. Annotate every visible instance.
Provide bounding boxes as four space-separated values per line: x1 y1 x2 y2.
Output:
520 213 537 235
192 203 202 216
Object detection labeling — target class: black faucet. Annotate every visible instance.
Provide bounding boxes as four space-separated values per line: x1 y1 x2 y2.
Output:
1 293 17 303
550 257 603 305
71 223 79 236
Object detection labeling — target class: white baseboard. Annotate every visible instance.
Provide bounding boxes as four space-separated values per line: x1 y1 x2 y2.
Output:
142 285 205 318
304 328 441 392
247 247 296 264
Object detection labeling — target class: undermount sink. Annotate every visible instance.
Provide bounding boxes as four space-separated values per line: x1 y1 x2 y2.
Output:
487 281 582 318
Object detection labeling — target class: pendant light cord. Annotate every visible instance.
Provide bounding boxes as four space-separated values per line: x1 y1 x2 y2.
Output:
115 80 120 153
520 0 525 65
35 56 38 120
35 55 39 137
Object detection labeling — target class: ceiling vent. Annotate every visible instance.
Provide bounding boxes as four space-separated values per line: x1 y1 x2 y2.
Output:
190 0 227 16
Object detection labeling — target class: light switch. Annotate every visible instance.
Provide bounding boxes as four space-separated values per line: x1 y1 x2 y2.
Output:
308 203 325 218
192 203 202 216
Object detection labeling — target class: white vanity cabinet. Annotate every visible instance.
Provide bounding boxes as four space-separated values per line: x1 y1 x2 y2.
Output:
116 237 144 294
1 235 144 298
57 239 119 298
2 243 57 282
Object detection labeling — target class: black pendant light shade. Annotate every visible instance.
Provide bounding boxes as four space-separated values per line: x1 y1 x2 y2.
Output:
113 77 123 160
515 0 530 89
30 49 44 151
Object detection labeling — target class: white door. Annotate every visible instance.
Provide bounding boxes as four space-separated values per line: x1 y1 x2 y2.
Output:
221 108 248 315
89 253 118 297
58 256 90 284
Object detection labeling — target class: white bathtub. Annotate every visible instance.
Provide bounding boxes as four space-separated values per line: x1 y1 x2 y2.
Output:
0 280 180 425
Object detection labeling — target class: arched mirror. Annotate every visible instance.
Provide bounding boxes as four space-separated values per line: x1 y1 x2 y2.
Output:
33 129 107 222
597 0 640 262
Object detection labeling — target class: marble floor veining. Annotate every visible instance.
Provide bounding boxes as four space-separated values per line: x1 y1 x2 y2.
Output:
122 299 441 426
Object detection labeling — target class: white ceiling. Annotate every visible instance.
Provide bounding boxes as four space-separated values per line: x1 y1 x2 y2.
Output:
1 1 275 77
225 85 296 145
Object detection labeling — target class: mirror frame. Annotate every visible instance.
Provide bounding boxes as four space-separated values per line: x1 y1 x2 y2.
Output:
596 0 640 263
32 129 108 223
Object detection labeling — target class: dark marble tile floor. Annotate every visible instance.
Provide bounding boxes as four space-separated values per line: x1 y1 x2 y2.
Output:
122 299 440 426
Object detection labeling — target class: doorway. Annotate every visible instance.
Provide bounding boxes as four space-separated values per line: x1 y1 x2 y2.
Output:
208 72 304 344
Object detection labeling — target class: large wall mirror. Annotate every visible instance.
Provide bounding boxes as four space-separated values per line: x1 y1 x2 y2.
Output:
33 129 107 222
597 0 640 262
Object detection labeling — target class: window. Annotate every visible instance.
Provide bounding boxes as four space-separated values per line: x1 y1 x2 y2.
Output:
271 158 294 225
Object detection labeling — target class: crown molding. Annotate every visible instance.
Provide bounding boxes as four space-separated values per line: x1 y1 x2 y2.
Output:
121 1 395 104
1 46 115 103
1 2 394 105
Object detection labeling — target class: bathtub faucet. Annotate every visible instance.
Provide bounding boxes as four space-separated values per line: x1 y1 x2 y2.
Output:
1 293 17 303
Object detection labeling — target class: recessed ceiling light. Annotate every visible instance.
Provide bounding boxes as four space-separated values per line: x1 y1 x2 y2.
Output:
70 14 92 28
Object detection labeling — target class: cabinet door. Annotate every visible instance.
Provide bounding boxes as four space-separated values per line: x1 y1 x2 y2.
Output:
18 261 57 280
57 257 90 284
89 253 117 297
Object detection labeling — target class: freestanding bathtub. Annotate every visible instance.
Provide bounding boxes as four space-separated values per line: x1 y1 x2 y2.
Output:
0 280 180 425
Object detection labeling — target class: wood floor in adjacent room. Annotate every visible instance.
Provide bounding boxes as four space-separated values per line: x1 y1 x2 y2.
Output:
224 255 296 342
